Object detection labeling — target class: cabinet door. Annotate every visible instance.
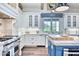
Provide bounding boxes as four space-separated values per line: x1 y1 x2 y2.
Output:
67 16 71 27
55 46 63 56
25 35 38 46
32 35 45 45
20 36 25 49
73 16 76 27
34 15 38 27
29 15 32 27
28 13 40 28
65 13 79 28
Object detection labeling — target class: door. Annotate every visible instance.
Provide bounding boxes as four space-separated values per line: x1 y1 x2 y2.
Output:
43 19 51 33
52 19 59 33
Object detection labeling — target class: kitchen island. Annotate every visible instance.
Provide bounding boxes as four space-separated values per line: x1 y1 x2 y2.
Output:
48 34 79 56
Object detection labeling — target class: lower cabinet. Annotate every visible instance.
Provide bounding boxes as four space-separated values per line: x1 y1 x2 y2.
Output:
20 35 25 49
19 35 26 56
48 41 79 56
55 46 63 56
48 41 51 56
25 34 46 47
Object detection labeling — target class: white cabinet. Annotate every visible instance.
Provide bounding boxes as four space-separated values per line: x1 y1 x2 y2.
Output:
64 13 79 29
20 12 41 28
19 35 26 56
25 34 46 47
20 35 25 49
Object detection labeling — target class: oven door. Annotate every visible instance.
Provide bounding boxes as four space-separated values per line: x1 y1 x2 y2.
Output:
6 51 10 56
14 40 20 56
3 48 14 56
14 45 19 56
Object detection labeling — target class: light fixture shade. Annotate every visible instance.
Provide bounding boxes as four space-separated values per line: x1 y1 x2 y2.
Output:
55 3 69 11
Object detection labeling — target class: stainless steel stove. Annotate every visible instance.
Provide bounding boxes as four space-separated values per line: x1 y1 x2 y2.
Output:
0 36 20 56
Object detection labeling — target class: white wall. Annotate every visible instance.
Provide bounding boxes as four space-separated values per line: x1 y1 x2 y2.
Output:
15 12 42 35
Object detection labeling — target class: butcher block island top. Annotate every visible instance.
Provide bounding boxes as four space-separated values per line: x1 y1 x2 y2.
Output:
48 34 79 46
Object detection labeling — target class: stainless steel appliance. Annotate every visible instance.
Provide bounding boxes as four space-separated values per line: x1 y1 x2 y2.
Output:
14 38 20 56
0 36 20 56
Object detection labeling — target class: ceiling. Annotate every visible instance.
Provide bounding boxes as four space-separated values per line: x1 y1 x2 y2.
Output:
0 3 79 19
21 3 41 12
68 3 79 9
21 3 79 12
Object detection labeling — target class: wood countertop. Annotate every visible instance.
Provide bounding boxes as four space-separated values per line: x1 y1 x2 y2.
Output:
48 34 79 46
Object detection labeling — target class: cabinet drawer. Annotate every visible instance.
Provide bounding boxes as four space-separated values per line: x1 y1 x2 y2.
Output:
25 41 38 46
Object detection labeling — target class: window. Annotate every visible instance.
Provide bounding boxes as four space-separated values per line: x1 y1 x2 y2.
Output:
43 20 51 32
52 20 59 33
29 15 32 27
73 16 76 27
67 16 71 27
43 19 59 33
34 15 38 27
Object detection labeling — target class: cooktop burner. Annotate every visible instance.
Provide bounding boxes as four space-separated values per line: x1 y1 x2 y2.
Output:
0 37 13 42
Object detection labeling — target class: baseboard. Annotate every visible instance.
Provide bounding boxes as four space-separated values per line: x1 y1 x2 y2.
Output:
37 45 45 47
24 45 45 48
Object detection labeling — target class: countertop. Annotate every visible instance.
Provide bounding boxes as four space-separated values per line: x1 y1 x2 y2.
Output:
48 34 79 46
19 33 48 37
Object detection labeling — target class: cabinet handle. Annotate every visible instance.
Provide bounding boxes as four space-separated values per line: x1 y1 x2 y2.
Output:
31 38 34 40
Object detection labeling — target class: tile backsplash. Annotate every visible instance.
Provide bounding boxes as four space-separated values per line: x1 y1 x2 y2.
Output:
0 19 13 36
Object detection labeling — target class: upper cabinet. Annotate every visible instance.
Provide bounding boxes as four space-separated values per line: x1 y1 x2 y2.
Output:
29 15 32 27
34 15 38 27
28 12 40 28
28 15 39 28
64 13 79 29
15 12 41 29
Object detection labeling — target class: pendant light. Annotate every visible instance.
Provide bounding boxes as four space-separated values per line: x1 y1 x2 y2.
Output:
55 3 69 11
49 3 57 12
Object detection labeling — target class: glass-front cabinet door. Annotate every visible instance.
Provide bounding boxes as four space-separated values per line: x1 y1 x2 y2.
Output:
34 15 38 27
73 16 76 27
67 16 71 27
29 15 32 27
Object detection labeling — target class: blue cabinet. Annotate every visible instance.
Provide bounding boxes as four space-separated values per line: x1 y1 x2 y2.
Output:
48 41 63 56
48 40 79 56
48 41 51 56
55 46 63 56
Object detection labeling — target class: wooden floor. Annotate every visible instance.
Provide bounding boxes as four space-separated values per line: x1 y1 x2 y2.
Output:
22 47 48 56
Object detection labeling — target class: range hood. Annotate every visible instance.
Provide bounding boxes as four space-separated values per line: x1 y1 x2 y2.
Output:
0 3 20 18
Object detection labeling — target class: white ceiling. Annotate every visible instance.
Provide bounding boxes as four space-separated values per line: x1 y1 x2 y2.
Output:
68 3 79 9
21 3 41 12
21 3 41 8
21 3 79 12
